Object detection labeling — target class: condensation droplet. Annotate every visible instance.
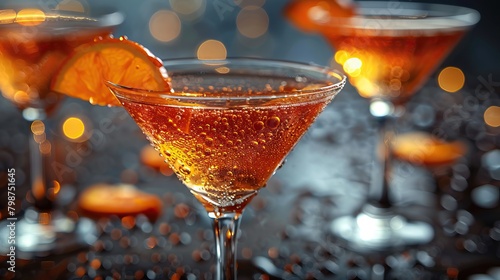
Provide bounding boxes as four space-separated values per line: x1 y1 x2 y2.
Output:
266 116 280 129
205 137 214 146
253 121 265 131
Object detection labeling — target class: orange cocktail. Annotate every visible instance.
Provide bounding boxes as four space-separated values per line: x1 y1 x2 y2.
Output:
118 77 335 213
285 1 480 250
0 9 116 113
53 44 346 278
106 58 346 279
0 8 122 258
322 16 467 105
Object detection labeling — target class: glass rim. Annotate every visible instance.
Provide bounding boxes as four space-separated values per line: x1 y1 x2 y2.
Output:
317 1 480 30
106 57 347 102
0 7 125 28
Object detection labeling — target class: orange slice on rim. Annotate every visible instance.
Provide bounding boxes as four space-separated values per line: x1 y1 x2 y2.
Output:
51 36 170 106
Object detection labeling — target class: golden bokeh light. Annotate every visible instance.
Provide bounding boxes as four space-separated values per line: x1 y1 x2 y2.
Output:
307 4 330 23
16 9 46 26
149 10 181 43
334 50 349 65
343 57 362 77
197 39 227 60
169 0 205 16
438 66 465 93
13 91 31 105
0 9 16 23
355 77 378 99
31 120 45 135
62 117 85 140
55 0 87 13
215 66 230 74
236 6 269 39
39 140 51 154
484 106 500 127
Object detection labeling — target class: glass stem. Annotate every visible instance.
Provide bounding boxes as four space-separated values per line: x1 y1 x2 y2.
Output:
26 110 55 212
368 101 395 209
209 212 242 280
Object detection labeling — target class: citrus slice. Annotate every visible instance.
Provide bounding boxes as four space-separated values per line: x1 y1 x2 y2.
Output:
78 183 163 221
284 0 356 32
51 36 170 106
392 132 467 167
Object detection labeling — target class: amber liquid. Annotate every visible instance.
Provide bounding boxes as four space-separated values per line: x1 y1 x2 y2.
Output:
0 18 112 113
324 27 466 104
122 91 333 213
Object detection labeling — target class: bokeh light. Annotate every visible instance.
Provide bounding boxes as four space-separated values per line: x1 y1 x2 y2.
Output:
63 117 86 140
334 50 349 65
0 9 16 23
149 10 181 43
308 4 330 23
169 0 205 19
343 57 362 77
484 106 500 127
438 66 465 93
31 120 45 135
236 6 269 39
197 40 227 60
55 0 87 13
16 9 46 26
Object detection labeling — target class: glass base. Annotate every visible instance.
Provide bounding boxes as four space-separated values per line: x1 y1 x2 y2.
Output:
330 204 434 252
0 208 98 259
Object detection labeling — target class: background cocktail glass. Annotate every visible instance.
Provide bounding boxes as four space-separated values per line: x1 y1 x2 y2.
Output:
107 58 345 279
317 1 480 250
0 7 123 257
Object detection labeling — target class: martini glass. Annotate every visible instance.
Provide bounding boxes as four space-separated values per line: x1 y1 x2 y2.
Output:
107 58 346 279
316 2 480 250
0 7 123 257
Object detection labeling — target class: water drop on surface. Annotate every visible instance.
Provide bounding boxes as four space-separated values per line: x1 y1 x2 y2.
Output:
266 116 280 129
180 166 191 175
253 121 265 131
205 137 214 146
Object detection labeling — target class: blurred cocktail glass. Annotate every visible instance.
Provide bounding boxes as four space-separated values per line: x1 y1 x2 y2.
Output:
0 6 123 257
107 58 345 279
315 1 480 250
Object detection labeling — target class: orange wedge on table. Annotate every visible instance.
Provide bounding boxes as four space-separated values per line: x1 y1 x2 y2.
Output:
392 132 467 167
51 36 170 106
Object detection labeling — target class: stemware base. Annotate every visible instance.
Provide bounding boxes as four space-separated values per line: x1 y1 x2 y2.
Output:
0 208 98 259
330 204 434 252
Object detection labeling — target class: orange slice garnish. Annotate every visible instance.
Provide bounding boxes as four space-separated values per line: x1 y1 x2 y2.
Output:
78 183 163 221
284 0 356 32
51 36 170 106
392 132 467 167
